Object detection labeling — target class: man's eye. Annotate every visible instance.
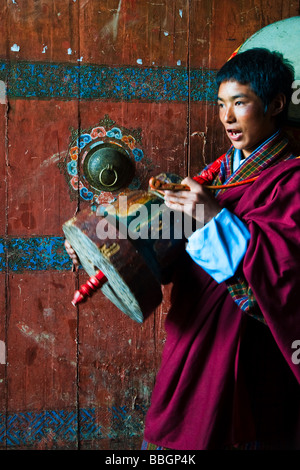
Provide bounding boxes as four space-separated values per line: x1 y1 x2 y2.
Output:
218 102 224 108
235 101 243 106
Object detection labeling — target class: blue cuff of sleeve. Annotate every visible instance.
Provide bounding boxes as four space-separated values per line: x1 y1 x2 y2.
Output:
186 208 250 283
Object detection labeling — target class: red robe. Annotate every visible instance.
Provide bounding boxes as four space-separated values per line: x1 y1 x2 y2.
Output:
144 157 300 450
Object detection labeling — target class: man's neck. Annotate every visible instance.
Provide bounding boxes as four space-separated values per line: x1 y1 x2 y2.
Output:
240 129 281 160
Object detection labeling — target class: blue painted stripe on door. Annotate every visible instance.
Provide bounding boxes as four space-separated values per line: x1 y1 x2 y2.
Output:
0 404 147 447
0 236 71 272
0 60 217 102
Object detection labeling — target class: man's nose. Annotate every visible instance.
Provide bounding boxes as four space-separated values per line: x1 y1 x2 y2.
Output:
224 106 236 123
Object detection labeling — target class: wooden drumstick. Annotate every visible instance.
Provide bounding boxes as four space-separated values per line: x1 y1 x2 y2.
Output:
149 177 190 192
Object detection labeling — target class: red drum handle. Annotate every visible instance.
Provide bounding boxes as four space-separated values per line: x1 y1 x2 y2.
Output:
72 270 108 306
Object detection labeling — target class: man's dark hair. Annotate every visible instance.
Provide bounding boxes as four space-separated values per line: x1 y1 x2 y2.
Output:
215 48 295 125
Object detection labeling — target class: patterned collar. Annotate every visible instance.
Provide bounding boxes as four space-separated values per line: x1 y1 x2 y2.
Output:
214 130 294 195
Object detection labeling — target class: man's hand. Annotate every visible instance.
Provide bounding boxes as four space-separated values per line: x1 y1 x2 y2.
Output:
64 239 80 270
163 177 221 225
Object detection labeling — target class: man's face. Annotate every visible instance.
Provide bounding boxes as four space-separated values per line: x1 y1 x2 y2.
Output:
217 80 278 158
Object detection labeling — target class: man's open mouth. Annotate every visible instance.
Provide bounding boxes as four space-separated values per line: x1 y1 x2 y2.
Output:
227 129 242 140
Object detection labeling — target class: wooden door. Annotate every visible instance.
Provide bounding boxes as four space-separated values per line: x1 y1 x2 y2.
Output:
0 0 299 450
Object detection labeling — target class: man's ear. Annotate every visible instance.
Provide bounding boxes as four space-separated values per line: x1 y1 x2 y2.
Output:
269 92 286 117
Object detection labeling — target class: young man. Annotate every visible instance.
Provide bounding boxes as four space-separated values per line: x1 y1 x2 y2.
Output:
142 48 300 450
66 48 300 449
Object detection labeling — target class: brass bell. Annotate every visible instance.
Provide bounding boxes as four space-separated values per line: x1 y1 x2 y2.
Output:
82 142 135 192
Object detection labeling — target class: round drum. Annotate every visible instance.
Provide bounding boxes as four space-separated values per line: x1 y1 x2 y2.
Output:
63 190 186 322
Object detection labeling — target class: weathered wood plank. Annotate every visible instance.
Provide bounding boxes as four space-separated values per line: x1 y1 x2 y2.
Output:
0 101 6 236
3 0 80 451
0 273 6 442
5 271 78 449
209 0 300 70
5 100 78 237
4 0 79 64
77 276 159 449
78 0 189 68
